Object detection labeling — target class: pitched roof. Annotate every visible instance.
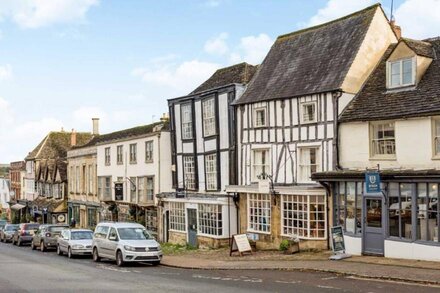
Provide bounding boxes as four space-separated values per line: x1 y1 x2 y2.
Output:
190 62 258 95
402 38 434 58
339 38 440 122
233 4 381 105
26 132 93 160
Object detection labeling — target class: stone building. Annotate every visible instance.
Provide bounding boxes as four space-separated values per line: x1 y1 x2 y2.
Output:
9 161 26 222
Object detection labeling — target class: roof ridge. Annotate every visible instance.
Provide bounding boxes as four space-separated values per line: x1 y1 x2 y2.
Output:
34 134 50 159
277 3 380 42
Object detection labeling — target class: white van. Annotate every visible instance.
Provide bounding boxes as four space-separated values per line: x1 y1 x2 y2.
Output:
92 222 162 266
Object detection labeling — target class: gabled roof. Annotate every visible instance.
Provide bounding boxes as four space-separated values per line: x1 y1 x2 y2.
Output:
189 62 258 95
402 38 434 58
26 132 93 161
234 4 381 105
339 38 440 123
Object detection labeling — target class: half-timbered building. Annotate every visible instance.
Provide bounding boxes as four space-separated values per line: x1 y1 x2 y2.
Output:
226 4 398 250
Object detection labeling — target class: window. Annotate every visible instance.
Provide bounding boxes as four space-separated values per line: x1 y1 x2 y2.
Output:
130 177 136 203
169 202 186 231
145 208 158 235
98 176 111 201
183 156 196 190
117 145 123 165
82 165 86 193
282 194 326 239
301 102 317 123
205 154 217 190
87 208 97 228
298 147 320 183
417 183 439 242
146 177 154 201
75 166 80 193
181 103 193 139
254 107 266 127
388 58 415 88
198 204 222 236
248 194 271 233
335 182 363 235
69 166 74 193
145 141 153 162
138 177 146 203
371 122 396 157
388 183 412 240
88 165 93 194
129 143 137 163
105 147 111 165
203 98 216 136
252 149 270 181
433 119 440 157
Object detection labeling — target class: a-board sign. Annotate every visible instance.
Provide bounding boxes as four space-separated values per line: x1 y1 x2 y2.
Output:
115 182 123 201
330 226 345 253
230 234 253 256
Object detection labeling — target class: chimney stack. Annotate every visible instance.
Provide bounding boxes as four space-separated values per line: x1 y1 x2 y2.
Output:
160 113 169 122
71 129 77 146
92 118 100 135
390 20 402 40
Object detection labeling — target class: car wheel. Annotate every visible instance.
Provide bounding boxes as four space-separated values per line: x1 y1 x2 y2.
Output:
93 248 101 262
40 241 46 252
116 250 124 267
57 245 63 256
31 241 36 250
68 247 73 259
150 261 160 266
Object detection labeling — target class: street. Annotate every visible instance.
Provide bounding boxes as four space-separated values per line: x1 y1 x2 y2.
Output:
0 242 438 292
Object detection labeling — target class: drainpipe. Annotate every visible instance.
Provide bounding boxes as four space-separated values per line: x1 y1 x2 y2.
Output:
332 90 343 171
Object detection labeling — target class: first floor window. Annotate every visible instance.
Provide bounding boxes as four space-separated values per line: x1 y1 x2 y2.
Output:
130 177 137 203
205 154 217 190
169 202 186 231
434 119 440 156
198 204 222 236
282 194 326 239
183 156 196 190
145 208 158 235
299 147 320 183
147 177 154 201
129 143 137 163
105 147 111 165
117 145 123 164
371 122 395 157
98 176 111 201
145 141 153 162
88 165 93 194
301 102 317 123
252 149 270 181
138 177 146 203
254 107 266 127
248 194 271 233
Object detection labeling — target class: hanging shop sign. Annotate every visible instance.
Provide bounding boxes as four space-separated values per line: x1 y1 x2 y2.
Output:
115 183 124 201
365 171 381 194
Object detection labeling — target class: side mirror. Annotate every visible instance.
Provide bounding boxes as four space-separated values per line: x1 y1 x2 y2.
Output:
109 235 118 241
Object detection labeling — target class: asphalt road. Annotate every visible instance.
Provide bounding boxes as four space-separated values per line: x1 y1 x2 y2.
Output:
0 242 439 292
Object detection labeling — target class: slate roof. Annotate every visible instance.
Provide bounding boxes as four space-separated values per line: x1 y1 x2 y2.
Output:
190 62 258 95
403 38 434 58
233 4 381 105
26 132 93 160
339 38 440 122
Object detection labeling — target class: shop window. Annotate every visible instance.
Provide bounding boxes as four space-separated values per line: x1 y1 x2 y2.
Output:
87 208 97 228
334 182 363 235
417 183 439 242
146 208 158 236
388 183 412 240
248 194 271 233
169 202 186 232
198 204 222 236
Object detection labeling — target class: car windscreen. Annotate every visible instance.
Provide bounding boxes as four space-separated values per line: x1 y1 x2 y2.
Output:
71 231 93 240
117 228 152 240
24 224 40 230
49 226 68 233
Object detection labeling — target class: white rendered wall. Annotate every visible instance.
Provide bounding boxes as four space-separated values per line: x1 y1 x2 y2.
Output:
385 240 440 262
343 235 362 256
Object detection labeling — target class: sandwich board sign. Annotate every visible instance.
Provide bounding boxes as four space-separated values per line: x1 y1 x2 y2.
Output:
230 234 252 256
329 226 351 260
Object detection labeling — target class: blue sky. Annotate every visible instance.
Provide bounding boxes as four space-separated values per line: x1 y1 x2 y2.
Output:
0 0 438 163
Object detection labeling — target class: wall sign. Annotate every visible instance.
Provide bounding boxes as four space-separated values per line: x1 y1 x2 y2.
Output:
330 226 345 253
230 234 253 256
365 171 381 193
115 182 124 201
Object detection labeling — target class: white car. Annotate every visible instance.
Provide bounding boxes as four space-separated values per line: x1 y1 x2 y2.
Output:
92 222 162 267
57 229 94 258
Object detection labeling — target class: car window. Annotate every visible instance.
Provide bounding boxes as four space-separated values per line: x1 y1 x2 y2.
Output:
117 228 151 240
71 231 93 240
49 226 68 233
94 226 109 239
108 228 118 240
24 224 40 230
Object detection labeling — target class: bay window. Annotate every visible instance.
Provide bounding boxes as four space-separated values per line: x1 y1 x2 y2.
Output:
248 194 271 233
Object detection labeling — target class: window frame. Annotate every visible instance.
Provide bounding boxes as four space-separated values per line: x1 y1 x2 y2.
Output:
145 140 154 163
254 107 267 128
104 147 111 166
300 101 318 124
432 118 440 159
181 103 193 140
247 193 271 234
198 204 223 237
116 145 123 165
169 202 186 232
370 121 396 159
129 143 137 164
252 149 270 182
298 147 320 183
204 153 218 191
202 97 216 137
183 155 196 190
146 176 154 202
387 57 416 89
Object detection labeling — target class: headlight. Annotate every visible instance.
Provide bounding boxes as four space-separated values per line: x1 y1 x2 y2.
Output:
157 244 162 250
72 244 84 249
124 245 136 252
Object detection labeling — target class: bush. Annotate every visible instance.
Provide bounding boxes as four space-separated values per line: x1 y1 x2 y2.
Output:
279 239 290 251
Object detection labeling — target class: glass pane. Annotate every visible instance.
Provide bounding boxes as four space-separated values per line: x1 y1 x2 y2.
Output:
338 183 345 228
356 182 363 234
346 182 356 233
417 184 428 240
402 59 413 84
400 183 412 239
366 199 382 228
391 62 400 86
428 184 439 242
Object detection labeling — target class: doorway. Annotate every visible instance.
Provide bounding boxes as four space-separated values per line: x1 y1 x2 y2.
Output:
187 208 198 248
362 197 385 255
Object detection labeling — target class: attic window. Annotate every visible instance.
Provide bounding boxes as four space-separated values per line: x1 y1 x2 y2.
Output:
254 107 266 127
388 57 415 88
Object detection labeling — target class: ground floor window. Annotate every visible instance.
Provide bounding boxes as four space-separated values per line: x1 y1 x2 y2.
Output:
145 208 158 236
87 208 97 228
248 194 271 233
282 194 326 239
198 204 222 236
334 182 363 235
169 202 186 232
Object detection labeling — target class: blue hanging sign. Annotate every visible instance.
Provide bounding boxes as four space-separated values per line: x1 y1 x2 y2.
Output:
365 172 381 193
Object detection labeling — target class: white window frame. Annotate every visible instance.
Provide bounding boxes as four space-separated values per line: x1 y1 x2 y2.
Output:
116 145 123 165
254 107 267 128
205 153 217 191
129 143 137 164
198 204 223 237
370 122 396 159
88 165 93 194
169 202 186 232
183 156 196 190
137 177 146 204
202 98 216 137
247 193 271 233
104 147 111 166
300 101 318 124
433 118 440 158
281 194 327 240
298 147 320 183
146 176 154 201
145 141 154 163
252 149 270 182
387 57 416 89
181 103 193 140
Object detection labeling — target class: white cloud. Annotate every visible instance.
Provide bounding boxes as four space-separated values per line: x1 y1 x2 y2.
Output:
0 0 99 29
204 0 221 8
394 0 440 39
0 64 12 81
229 33 273 64
204 32 229 55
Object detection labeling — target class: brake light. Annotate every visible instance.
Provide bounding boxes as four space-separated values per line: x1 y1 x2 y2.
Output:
45 232 51 237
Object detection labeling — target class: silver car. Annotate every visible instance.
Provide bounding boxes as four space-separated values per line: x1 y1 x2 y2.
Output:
57 229 93 258
1 224 19 243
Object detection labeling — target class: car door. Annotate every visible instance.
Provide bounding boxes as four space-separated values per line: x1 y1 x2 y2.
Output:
59 230 68 252
106 228 119 260
96 226 110 258
34 227 43 245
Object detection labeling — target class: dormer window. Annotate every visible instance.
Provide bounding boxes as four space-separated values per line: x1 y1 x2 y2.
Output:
254 107 267 127
388 57 415 88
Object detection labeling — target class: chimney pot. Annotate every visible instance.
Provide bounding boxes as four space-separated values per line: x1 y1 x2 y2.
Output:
92 118 100 135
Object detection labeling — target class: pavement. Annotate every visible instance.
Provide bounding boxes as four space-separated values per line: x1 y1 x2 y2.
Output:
161 249 440 286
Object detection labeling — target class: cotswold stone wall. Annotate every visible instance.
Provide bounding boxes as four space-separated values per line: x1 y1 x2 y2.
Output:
168 231 186 245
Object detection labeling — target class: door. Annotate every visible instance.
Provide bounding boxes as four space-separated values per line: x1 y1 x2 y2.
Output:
187 208 198 248
362 197 384 255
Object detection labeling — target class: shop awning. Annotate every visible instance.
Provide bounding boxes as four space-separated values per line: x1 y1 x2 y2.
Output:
11 203 26 210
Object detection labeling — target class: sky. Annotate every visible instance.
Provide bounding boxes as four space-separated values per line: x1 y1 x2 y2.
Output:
0 0 439 163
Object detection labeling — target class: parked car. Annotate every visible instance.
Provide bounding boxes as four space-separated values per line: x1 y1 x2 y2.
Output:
57 229 94 258
12 223 40 246
31 224 69 251
0 220 7 231
92 222 162 267
0 224 19 243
